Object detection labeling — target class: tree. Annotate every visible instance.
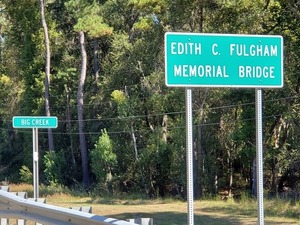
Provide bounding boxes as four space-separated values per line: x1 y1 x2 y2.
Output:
2 0 300 199
91 129 116 194
77 30 89 187
66 0 113 187
39 0 54 151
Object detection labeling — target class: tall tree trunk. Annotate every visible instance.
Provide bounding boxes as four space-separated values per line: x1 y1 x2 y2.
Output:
0 34 3 62
199 0 204 32
77 31 89 187
131 124 139 164
195 89 208 199
131 123 147 194
270 156 279 195
251 158 257 197
93 38 99 81
195 124 203 199
66 86 75 165
39 0 54 151
162 114 168 142
194 0 205 199
228 150 233 197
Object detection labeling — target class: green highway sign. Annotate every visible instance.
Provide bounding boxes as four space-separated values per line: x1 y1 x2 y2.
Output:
13 116 58 128
164 32 283 88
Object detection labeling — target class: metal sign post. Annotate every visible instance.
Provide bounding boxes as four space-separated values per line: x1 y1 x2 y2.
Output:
185 88 194 225
165 32 283 225
33 128 39 199
256 89 264 225
12 116 58 200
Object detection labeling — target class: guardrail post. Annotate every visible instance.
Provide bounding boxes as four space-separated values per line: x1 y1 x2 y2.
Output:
0 218 8 225
81 206 92 213
15 192 28 225
17 192 28 199
0 186 9 192
17 218 26 225
127 218 153 225
70 206 93 213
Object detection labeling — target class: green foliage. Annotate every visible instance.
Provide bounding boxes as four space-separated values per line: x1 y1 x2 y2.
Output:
43 151 66 185
66 0 113 37
74 14 113 37
111 90 127 105
91 129 116 182
0 74 23 116
2 0 300 199
19 165 33 184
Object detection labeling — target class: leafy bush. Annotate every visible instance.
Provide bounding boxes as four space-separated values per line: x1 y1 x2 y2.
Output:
43 150 66 186
91 129 117 194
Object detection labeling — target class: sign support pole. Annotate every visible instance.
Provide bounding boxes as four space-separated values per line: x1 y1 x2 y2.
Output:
33 128 39 199
255 89 264 225
165 32 283 225
185 88 194 225
12 116 58 200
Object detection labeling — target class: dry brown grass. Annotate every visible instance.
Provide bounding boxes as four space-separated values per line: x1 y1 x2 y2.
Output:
47 195 299 225
7 183 33 192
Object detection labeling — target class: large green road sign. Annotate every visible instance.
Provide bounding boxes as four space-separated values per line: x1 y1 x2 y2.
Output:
13 116 58 128
164 32 283 88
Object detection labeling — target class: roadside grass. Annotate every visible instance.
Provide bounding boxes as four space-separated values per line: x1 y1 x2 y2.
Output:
7 184 300 225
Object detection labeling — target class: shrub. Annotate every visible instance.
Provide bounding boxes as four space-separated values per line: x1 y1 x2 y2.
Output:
19 165 32 184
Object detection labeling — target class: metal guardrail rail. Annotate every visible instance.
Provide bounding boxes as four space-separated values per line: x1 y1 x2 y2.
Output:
0 190 137 225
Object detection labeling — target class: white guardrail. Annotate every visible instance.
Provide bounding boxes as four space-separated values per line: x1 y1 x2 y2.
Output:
0 190 137 225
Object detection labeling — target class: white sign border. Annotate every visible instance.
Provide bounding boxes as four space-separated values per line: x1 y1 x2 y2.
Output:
164 32 284 88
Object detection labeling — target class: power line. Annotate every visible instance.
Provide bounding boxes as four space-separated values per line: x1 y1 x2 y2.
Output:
13 92 300 120
2 94 299 125
22 95 300 122
1 95 298 136
0 111 293 136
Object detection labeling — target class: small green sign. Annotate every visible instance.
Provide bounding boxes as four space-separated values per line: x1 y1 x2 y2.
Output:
164 32 283 88
13 116 58 128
